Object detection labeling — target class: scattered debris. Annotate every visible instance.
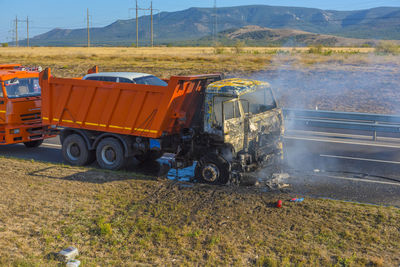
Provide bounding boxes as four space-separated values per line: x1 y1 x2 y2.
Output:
57 246 79 263
265 173 291 189
290 197 304 202
66 259 81 267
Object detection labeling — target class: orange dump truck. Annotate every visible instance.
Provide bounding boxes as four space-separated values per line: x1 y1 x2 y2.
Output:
0 64 56 147
40 67 283 184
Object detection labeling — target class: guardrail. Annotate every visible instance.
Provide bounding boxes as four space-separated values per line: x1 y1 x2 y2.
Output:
283 109 400 140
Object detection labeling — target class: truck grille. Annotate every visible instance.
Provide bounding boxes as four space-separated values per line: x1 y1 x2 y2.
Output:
20 112 41 124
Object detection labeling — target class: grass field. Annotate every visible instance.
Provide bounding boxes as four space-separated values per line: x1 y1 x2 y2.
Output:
2 47 399 115
0 157 399 266
0 46 383 78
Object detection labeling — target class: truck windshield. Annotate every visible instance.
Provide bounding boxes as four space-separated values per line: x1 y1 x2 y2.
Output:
240 87 276 115
4 77 40 98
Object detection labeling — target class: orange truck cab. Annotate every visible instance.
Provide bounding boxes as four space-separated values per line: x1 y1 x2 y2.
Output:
0 64 55 147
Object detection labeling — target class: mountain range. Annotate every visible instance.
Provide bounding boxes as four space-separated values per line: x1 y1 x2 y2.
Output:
17 5 400 46
196 25 389 47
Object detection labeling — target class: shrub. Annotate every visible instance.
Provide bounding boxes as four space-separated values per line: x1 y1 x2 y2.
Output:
375 41 399 55
361 43 372 48
308 44 324 54
233 40 245 54
213 42 225 54
1 43 8 47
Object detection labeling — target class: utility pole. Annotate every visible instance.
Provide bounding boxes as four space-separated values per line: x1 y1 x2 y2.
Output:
15 16 18 47
151 1 153 47
129 1 158 47
213 0 218 45
26 16 29 47
87 8 90 47
136 0 139 48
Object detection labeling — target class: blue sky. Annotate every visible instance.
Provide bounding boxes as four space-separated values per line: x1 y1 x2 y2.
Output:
1 0 400 43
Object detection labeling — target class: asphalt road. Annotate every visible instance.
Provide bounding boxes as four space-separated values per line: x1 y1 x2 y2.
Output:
1 133 399 207
283 130 400 207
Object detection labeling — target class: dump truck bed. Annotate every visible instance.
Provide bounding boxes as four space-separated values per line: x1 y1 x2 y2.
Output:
39 68 221 138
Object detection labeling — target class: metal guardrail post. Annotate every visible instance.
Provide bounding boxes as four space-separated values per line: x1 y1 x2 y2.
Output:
373 121 377 141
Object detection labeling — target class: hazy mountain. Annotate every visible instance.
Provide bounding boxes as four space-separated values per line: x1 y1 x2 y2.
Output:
16 5 400 46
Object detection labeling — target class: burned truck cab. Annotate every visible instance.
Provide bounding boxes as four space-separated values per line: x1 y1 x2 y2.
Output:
195 78 284 184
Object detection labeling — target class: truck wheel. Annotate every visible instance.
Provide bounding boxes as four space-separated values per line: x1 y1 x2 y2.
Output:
96 137 125 170
62 134 94 166
23 140 43 148
195 154 230 185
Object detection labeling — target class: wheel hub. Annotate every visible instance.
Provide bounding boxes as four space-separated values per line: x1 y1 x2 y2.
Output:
101 145 116 165
67 143 80 160
202 164 219 182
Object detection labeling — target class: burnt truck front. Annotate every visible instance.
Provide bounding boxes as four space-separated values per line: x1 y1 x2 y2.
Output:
192 78 284 184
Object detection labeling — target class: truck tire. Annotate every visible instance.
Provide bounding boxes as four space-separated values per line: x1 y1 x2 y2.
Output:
62 134 95 166
96 137 126 170
23 140 43 148
195 154 230 185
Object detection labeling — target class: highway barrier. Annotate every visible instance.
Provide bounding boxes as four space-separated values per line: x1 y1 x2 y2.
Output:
283 109 400 140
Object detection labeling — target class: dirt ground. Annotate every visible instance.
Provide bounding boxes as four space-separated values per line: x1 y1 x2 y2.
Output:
0 157 399 266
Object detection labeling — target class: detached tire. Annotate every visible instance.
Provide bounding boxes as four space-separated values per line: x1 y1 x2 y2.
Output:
23 139 43 148
62 134 95 166
195 154 230 185
96 137 126 170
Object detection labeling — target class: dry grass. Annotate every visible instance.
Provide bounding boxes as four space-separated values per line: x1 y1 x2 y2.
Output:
0 157 399 266
0 46 379 78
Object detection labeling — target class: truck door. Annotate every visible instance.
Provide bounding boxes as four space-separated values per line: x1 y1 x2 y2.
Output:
223 99 245 153
0 83 6 123
0 83 6 142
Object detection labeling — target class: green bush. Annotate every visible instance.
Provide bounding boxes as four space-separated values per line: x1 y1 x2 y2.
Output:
213 42 225 54
375 41 399 55
233 40 245 54
1 43 8 47
308 44 324 54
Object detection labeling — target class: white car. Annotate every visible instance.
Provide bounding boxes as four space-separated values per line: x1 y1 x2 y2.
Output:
82 72 167 86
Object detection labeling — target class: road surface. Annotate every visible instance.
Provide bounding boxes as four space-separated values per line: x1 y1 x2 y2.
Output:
0 133 399 207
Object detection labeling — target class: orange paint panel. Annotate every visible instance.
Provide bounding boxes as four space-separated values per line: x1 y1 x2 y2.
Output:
40 68 222 138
